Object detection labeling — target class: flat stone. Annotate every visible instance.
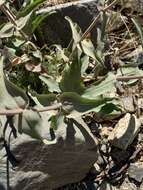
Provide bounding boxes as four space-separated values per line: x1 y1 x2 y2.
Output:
0 116 98 190
128 162 143 183
37 0 100 47
140 182 143 190
99 181 117 190
118 178 137 190
108 113 141 150
121 96 135 113
111 148 130 163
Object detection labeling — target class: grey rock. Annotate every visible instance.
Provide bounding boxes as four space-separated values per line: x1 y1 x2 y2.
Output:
0 116 98 190
37 0 100 47
100 144 106 154
121 96 135 113
118 178 137 190
98 181 117 190
140 182 143 190
86 181 98 190
128 162 143 183
111 148 130 163
108 113 141 150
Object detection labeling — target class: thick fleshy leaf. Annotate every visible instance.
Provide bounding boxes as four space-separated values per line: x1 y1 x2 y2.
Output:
117 66 143 85
18 0 48 17
66 17 104 64
0 13 32 38
59 54 85 94
0 56 28 109
0 22 14 38
82 72 116 99
28 91 57 106
16 12 32 30
100 11 108 41
82 38 104 64
15 110 52 140
40 76 61 93
59 92 121 118
0 57 20 108
65 16 82 44
32 11 56 33
5 78 29 108
81 39 96 60
117 66 143 76
94 101 123 121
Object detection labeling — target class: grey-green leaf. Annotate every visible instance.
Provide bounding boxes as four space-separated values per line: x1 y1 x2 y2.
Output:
32 11 56 33
0 22 14 38
82 72 116 99
65 16 82 44
40 76 61 93
0 56 28 109
60 92 120 118
59 54 85 94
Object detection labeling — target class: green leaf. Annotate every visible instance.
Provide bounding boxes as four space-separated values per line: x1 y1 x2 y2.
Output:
15 110 52 140
18 0 48 17
12 38 25 47
82 72 116 99
117 66 143 76
32 11 55 33
16 12 33 30
117 66 143 85
0 22 14 38
59 53 85 94
65 16 82 44
66 17 104 64
81 39 96 60
5 78 29 108
60 92 119 117
28 91 56 106
81 38 104 65
0 56 28 109
0 12 33 38
95 102 122 120
101 11 108 41
40 76 61 93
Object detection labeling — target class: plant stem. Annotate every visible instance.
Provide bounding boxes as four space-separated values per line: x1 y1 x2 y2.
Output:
0 103 62 116
116 75 143 81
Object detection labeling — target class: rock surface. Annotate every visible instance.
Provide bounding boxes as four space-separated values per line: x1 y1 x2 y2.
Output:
121 96 135 113
140 182 143 190
108 113 141 150
37 0 100 47
128 162 143 183
118 178 137 190
0 116 98 190
98 181 117 190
